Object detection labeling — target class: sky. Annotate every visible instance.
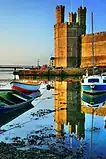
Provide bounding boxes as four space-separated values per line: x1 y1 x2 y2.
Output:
0 0 105 66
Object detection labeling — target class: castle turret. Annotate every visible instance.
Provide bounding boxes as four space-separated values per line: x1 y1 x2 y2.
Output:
56 5 65 24
54 5 87 68
69 12 77 23
78 6 86 26
78 6 86 34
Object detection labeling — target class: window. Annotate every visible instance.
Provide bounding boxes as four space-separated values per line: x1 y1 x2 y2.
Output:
103 80 106 83
88 79 99 83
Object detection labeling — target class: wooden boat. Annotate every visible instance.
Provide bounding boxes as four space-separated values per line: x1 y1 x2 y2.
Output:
0 89 41 113
0 99 34 127
10 80 41 93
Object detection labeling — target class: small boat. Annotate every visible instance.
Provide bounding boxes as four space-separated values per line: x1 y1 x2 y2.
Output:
0 99 34 127
81 13 106 94
82 75 106 94
0 89 41 113
82 92 106 108
10 80 41 93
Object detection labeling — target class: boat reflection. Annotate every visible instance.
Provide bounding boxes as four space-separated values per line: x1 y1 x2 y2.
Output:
81 90 106 158
81 93 106 116
54 81 85 139
81 92 106 108
54 80 106 158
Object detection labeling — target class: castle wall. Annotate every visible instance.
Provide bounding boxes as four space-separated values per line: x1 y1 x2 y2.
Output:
54 23 67 67
67 25 79 67
81 32 106 67
54 23 81 68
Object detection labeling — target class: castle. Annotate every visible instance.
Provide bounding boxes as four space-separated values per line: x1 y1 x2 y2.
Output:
54 5 106 68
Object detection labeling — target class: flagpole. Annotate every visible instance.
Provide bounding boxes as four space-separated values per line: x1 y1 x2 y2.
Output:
71 0 72 12
91 12 95 75
82 0 84 7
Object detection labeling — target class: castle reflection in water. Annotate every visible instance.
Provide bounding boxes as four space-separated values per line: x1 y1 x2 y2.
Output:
53 79 106 139
54 80 85 139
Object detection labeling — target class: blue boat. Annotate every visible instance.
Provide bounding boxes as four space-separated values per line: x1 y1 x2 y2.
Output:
0 90 41 113
81 75 106 94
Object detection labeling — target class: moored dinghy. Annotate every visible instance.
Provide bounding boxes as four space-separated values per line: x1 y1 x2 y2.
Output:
82 75 106 94
10 80 41 93
0 89 41 113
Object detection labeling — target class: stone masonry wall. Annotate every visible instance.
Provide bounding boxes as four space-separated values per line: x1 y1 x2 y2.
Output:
81 32 106 67
54 23 67 67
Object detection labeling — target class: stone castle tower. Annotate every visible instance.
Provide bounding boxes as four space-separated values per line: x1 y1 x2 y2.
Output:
54 5 86 68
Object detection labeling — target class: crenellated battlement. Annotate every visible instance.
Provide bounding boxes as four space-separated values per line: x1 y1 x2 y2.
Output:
55 5 86 28
78 6 86 12
69 12 77 23
56 5 65 10
55 5 65 24
82 31 106 36
77 6 86 34
82 32 106 43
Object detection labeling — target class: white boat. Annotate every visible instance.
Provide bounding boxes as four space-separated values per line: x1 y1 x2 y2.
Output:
101 72 106 79
82 75 106 94
81 13 106 94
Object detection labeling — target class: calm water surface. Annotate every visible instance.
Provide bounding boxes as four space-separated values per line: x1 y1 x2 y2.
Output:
0 73 106 159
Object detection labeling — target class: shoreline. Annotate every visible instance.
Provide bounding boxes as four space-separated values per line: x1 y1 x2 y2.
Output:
14 68 85 77
0 142 75 159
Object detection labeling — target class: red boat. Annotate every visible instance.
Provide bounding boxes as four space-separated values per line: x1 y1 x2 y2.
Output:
10 81 41 93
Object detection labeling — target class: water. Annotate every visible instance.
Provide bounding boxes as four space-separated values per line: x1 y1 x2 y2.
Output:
0 73 106 158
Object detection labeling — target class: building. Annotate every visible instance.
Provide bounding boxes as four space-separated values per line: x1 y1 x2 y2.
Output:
54 5 106 68
49 56 55 67
54 5 86 68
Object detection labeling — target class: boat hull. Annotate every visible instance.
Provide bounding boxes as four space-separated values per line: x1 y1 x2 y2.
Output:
82 92 106 107
11 82 40 93
0 100 32 112
0 90 41 113
82 84 106 94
